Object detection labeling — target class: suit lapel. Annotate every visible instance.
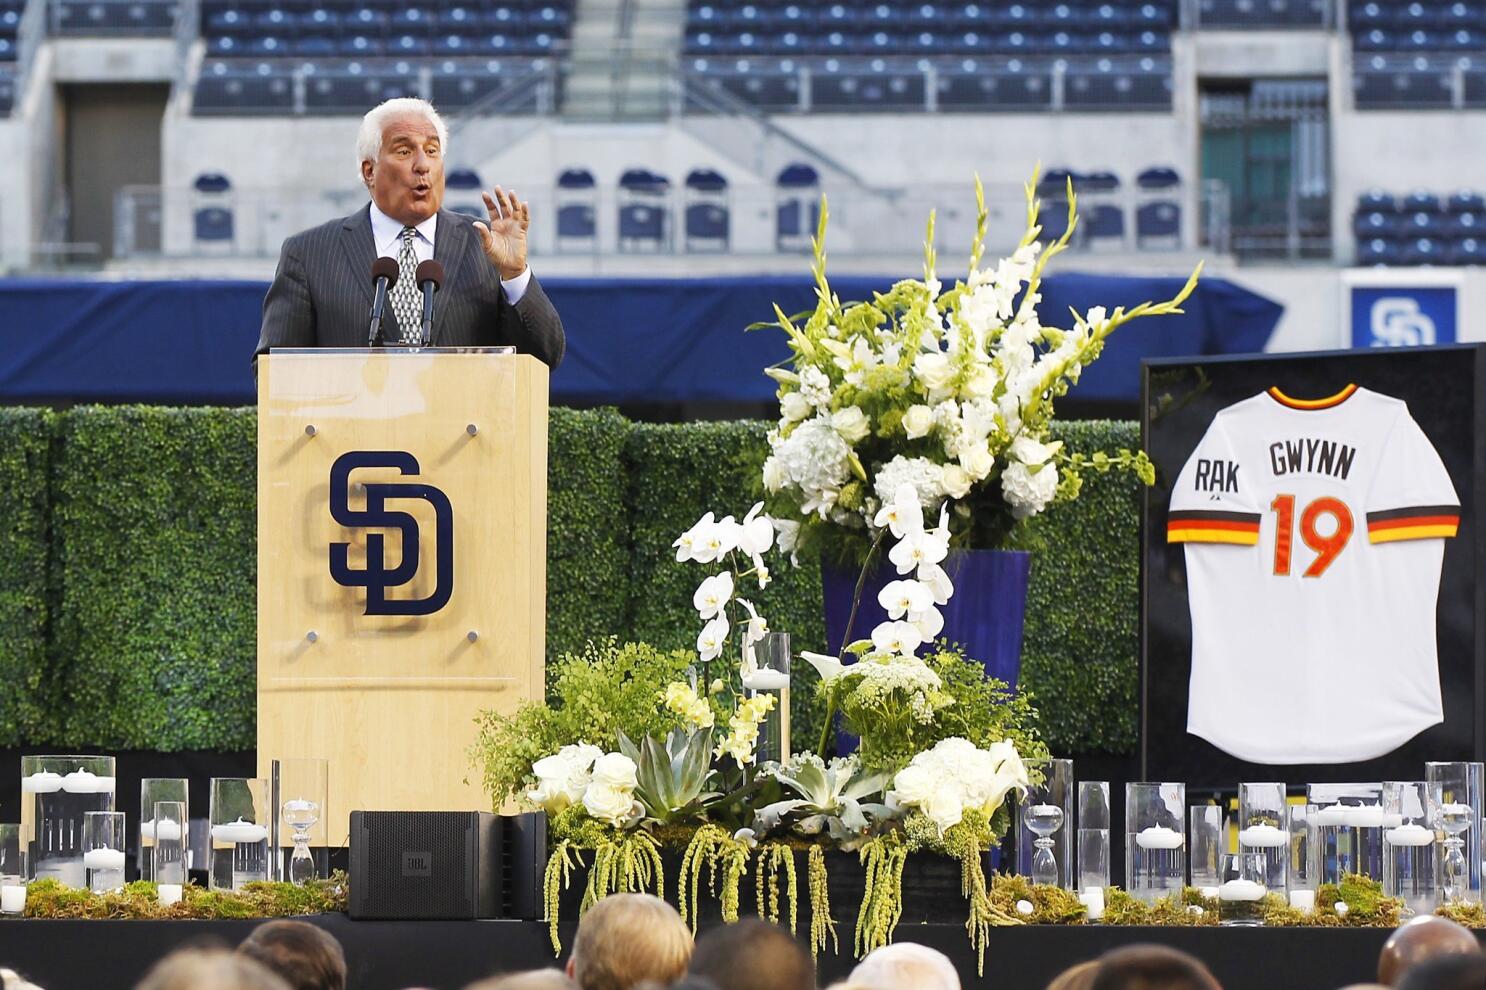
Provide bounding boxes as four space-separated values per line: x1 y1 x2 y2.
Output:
339 204 378 309
434 208 473 300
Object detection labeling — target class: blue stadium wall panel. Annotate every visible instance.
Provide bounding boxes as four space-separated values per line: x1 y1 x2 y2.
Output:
0 275 1279 405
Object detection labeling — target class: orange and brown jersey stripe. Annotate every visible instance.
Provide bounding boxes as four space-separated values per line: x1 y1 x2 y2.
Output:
1167 509 1262 545
1366 505 1461 543
1267 384 1359 411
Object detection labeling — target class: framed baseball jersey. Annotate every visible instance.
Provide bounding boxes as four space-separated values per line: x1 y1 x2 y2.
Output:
1142 346 1485 785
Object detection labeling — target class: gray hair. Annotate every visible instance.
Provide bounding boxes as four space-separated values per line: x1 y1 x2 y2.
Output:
849 943 960 990
355 97 448 179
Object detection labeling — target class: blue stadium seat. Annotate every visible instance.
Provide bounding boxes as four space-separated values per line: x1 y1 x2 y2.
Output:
1082 170 1120 193
1450 236 1486 264
194 206 234 245
1357 188 1398 213
1084 203 1125 245
1354 209 1402 238
1136 200 1181 247
1402 236 1445 265
776 162 820 251
1448 190 1486 212
1137 165 1181 190
1404 191 1443 213
685 203 730 250
618 168 670 253
1357 236 1403 266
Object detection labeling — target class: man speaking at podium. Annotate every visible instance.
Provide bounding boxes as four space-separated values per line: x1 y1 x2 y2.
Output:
253 97 565 368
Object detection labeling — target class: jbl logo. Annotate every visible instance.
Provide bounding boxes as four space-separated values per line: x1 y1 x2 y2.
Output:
402 851 432 877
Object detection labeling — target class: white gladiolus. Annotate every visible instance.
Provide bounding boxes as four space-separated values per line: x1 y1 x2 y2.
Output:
697 614 730 662
799 366 832 408
878 579 934 619
902 404 935 439
693 571 734 619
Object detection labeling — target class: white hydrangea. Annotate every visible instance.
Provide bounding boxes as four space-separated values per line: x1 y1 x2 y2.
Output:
768 416 852 517
889 737 1030 834
1001 459 1058 519
799 366 832 409
871 456 944 518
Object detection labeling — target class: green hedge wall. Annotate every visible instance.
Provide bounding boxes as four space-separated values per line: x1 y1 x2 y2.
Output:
0 408 1143 755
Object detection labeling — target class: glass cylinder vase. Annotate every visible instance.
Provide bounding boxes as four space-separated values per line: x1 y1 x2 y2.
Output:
1125 782 1185 904
1426 761 1483 906
745 632 791 765
1287 803 1317 910
0 824 23 915
274 758 328 885
1307 782 1385 884
1017 758 1074 889
82 811 125 894
209 777 269 891
152 801 187 907
1238 782 1289 892
1218 850 1268 927
21 755 116 887
1077 781 1110 921
1189 804 1225 897
139 777 189 879
1383 781 1438 917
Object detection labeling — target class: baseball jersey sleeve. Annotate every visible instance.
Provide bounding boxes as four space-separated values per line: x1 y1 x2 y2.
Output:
1167 416 1262 546
1364 410 1461 544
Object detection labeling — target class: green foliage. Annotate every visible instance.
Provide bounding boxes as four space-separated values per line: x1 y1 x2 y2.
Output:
547 408 632 665
0 408 55 746
21 873 348 919
52 406 258 750
1019 420 1142 754
470 639 694 809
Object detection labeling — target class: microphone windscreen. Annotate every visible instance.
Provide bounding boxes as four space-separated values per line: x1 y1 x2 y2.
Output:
416 259 444 289
371 256 400 285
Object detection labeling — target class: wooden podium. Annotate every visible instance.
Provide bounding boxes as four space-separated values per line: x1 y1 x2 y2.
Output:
257 348 547 845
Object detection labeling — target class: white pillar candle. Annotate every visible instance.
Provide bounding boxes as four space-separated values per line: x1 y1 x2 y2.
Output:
210 820 269 844
1217 878 1266 902
1385 823 1436 847
157 883 183 907
1078 886 1105 920
61 770 115 794
0 885 24 914
1289 889 1316 911
82 848 126 871
20 771 61 793
1134 825 1184 849
1237 823 1289 848
742 669 790 690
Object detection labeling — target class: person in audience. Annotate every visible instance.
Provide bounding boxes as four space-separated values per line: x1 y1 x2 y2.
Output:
136 948 291 990
1089 945 1221 990
464 970 578 990
1397 954 1486 990
686 918 814 990
1046 960 1100 990
1378 916 1484 986
849 942 960 990
566 893 692 990
238 919 347 990
0 968 45 990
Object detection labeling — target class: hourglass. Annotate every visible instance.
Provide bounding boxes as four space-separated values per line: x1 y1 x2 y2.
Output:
1437 800 1473 904
1025 803 1066 886
282 798 321 883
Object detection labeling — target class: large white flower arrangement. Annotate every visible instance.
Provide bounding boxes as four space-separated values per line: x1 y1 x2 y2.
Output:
759 174 1199 561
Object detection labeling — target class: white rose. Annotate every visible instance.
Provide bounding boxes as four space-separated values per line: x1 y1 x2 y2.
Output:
960 444 995 481
780 392 811 422
902 404 934 439
583 783 638 826
939 463 972 499
1009 435 1059 466
526 777 570 813
913 352 954 390
962 364 999 399
590 753 638 790
831 407 870 444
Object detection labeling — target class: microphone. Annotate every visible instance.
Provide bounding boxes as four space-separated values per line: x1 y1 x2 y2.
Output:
367 256 400 346
415 259 444 347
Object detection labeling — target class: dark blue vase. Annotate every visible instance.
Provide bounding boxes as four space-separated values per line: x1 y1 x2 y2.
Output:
821 548 1032 687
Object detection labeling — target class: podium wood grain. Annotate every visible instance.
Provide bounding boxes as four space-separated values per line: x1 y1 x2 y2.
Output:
257 351 548 846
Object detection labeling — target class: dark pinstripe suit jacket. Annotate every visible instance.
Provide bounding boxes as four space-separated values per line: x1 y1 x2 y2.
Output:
254 204 565 368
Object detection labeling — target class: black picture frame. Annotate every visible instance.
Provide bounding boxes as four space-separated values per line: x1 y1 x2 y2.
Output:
1139 345 1486 786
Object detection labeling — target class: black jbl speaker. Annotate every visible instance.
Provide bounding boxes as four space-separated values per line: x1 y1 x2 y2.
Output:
349 811 503 919
504 811 548 920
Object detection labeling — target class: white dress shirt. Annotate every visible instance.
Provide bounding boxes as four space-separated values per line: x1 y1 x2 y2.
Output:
369 201 531 305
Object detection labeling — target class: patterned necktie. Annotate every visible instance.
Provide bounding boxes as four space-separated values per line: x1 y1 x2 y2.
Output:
389 225 421 343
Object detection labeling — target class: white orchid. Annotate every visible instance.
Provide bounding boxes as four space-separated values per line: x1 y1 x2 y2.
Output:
737 598 769 666
673 511 716 563
878 579 933 619
871 619 924 657
909 604 944 641
888 528 949 575
692 571 734 620
916 562 954 605
690 514 740 564
697 614 730 663
737 502 775 586
872 482 925 538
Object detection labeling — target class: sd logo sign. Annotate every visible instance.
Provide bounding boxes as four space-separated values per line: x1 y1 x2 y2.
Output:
328 451 454 615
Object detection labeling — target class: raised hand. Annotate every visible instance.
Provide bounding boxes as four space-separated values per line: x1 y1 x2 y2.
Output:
472 185 530 280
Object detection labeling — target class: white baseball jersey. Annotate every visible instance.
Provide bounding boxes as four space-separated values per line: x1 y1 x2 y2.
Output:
1167 384 1460 764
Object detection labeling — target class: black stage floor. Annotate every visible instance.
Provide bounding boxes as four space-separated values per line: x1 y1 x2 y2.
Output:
0 916 1470 990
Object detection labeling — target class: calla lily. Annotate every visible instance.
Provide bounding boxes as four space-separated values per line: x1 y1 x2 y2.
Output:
801 650 847 682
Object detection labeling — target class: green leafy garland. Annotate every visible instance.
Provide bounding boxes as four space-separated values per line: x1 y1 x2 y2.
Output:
15 874 348 920
754 841 799 934
679 825 752 929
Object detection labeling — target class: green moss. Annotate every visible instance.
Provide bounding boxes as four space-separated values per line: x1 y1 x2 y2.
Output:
20 873 347 919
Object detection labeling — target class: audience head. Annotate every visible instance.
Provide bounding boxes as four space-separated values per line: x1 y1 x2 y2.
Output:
0 969 44 990
1088 944 1221 990
464 970 579 990
1379 916 1483 986
687 919 813 990
850 942 960 990
1397 953 1486 990
136 948 291 990
237 920 347 990
566 894 692 990
1046 960 1100 990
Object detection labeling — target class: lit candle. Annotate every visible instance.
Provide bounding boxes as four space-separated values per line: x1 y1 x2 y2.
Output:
82 848 125 871
1135 825 1184 849
1217 878 1265 902
157 883 183 907
1238 823 1289 848
210 819 269 844
1079 886 1105 920
0 884 24 914
1289 889 1316 911
1385 823 1436 847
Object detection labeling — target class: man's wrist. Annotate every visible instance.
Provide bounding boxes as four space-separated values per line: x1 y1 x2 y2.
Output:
499 264 528 282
